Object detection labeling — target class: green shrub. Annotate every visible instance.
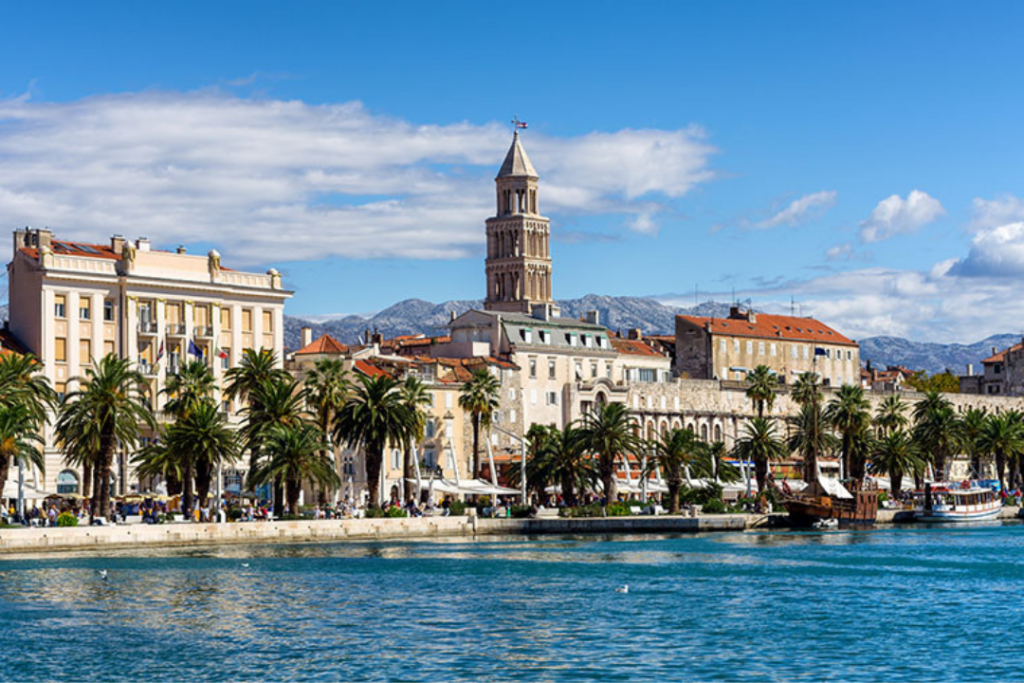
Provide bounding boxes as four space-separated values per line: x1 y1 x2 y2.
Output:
605 502 632 517
449 500 466 516
877 491 889 508
510 505 532 518
385 507 407 518
56 512 78 527
702 499 727 514
680 483 724 507
227 507 243 522
279 514 303 521
364 507 385 518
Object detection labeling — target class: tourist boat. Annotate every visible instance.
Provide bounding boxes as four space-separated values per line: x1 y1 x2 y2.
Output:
783 476 879 526
913 482 1002 522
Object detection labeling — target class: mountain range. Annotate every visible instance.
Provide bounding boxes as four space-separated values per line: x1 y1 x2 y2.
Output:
283 295 1016 375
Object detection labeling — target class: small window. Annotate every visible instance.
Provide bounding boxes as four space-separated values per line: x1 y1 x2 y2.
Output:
79 339 92 364
103 300 115 322
529 358 537 378
262 310 273 332
746 341 753 355
104 340 115 357
720 339 727 353
54 295 66 319
242 309 253 332
521 328 532 343
55 382 67 402
54 337 67 362
591 361 598 378
574 361 582 380
548 358 556 380
546 391 559 405
79 299 91 320
220 307 232 330
758 342 765 355
770 343 777 357
220 349 230 370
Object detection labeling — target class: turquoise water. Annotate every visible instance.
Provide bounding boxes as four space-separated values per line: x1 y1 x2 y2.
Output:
2 523 1023 681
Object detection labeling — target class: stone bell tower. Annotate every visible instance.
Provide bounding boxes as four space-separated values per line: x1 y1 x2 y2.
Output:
483 131 555 314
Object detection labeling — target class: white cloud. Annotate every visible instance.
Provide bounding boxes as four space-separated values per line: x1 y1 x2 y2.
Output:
948 221 1024 278
825 242 854 261
970 195 1024 231
0 91 716 265
755 190 837 229
859 190 945 243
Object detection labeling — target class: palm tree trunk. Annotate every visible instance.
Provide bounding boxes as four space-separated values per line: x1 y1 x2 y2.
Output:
471 415 480 479
755 455 768 493
403 446 413 501
92 464 103 520
98 428 117 519
892 471 903 499
287 477 300 515
273 476 284 518
82 462 92 499
0 456 9 514
560 470 575 507
997 450 1006 492
934 451 946 482
668 482 681 514
366 444 383 509
600 454 617 505
195 460 212 513
182 458 194 520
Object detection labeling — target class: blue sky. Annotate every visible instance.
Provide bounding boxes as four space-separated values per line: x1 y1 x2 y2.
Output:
2 2 1024 342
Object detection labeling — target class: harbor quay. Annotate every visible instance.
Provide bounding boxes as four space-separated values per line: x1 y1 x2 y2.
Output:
1 508 1020 554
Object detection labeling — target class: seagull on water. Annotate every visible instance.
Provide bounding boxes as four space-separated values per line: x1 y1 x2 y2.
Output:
241 563 250 568
97 570 108 580
615 584 629 594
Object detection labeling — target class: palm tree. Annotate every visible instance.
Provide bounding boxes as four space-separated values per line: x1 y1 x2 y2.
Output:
166 400 239 512
250 422 339 515
874 395 909 437
578 402 641 505
788 401 839 483
960 407 988 478
912 390 961 480
0 403 46 508
732 417 788 493
507 424 561 503
870 430 924 498
825 384 871 480
458 368 500 478
652 428 705 513
224 348 290 409
543 424 597 506
790 371 822 409
398 376 431 500
745 365 778 418
162 359 215 419
304 358 350 502
697 441 741 484
334 374 414 508
242 375 309 510
0 354 55 502
55 355 155 519
978 412 1024 492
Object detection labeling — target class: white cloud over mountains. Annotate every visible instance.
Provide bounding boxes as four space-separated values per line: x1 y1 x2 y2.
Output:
755 190 837 228
0 91 716 264
859 190 945 243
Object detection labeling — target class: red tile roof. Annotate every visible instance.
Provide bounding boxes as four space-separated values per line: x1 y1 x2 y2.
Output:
610 337 665 357
983 345 1017 364
294 334 348 356
677 312 857 346
353 359 390 378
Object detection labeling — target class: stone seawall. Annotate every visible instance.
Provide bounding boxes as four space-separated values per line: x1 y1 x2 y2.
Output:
0 514 757 554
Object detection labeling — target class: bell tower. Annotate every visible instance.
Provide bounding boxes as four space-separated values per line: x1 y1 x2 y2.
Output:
484 131 555 314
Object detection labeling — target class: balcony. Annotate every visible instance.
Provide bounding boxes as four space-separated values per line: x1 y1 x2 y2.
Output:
139 362 158 377
138 321 157 336
166 323 186 337
194 325 214 338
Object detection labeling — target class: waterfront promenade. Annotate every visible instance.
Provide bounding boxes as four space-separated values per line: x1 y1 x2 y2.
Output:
1 506 1019 554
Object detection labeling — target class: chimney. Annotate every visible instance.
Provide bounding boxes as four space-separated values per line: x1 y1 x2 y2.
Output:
628 328 643 341
450 310 457 322
300 326 313 348
966 363 974 377
747 310 757 323
585 310 600 325
111 234 125 254
176 245 187 254
136 237 151 252
993 346 998 356
531 303 553 322
729 305 743 320
34 228 53 250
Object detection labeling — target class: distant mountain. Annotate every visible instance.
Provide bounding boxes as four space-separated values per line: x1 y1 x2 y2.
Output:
857 334 1021 376
283 295 733 349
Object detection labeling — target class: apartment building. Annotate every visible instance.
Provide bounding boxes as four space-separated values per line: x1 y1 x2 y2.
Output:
675 306 860 387
7 228 292 495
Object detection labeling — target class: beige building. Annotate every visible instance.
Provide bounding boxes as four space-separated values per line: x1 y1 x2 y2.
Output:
7 228 291 496
675 306 860 387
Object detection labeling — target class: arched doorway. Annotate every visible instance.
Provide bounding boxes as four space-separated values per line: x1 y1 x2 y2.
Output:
56 470 79 495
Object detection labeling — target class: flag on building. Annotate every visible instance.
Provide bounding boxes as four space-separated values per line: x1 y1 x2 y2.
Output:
156 341 165 363
814 347 827 356
215 347 228 360
188 340 203 358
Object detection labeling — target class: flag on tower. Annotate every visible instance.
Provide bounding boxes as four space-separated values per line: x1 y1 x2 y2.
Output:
515 120 528 129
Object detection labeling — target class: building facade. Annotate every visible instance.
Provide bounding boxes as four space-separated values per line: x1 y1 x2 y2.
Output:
675 306 860 387
7 228 291 496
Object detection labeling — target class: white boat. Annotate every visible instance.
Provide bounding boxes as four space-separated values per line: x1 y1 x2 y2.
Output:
913 483 1002 522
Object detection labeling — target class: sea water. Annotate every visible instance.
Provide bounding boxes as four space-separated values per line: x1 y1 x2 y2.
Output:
2 523 1023 681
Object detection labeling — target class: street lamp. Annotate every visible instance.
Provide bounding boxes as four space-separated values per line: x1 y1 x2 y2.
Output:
490 423 527 506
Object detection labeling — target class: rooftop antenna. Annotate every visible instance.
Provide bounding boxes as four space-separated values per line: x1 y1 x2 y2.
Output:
790 296 796 316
